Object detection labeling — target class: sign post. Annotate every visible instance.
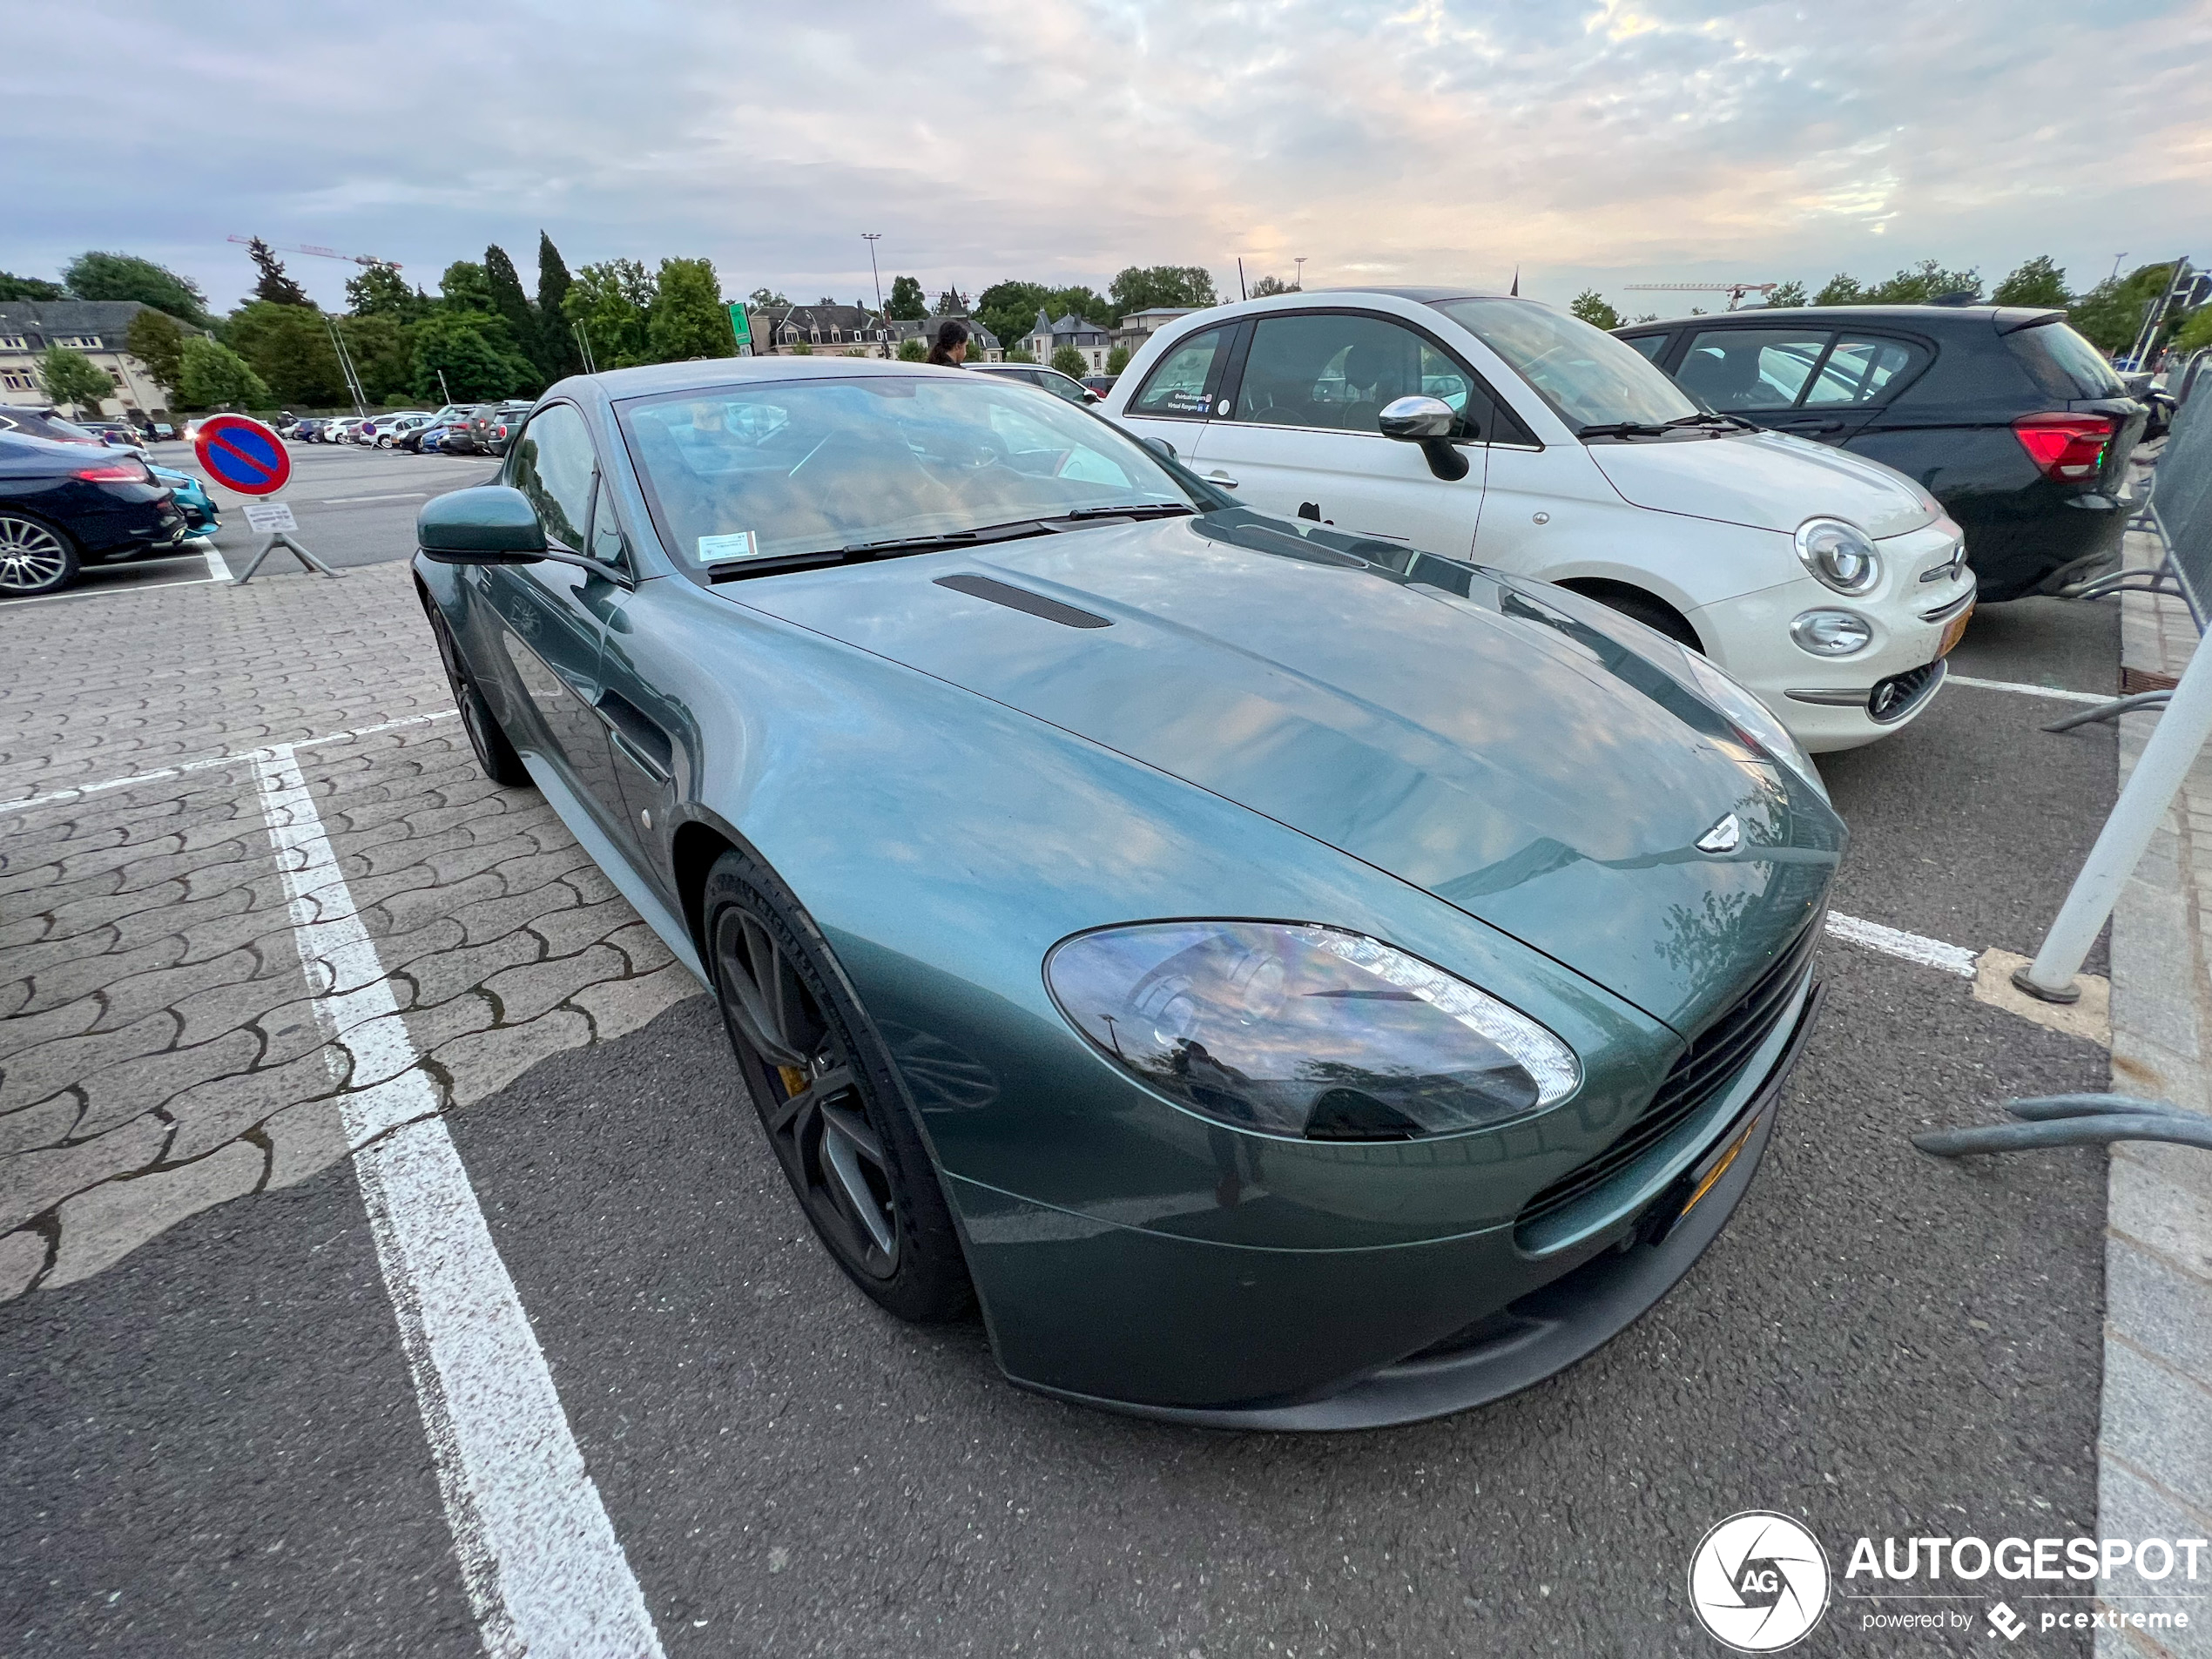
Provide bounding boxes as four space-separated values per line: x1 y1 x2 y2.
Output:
727 302 753 358
192 414 339 584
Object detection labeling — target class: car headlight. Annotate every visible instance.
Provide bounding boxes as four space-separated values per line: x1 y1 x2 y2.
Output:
1045 921 1579 1141
1795 516 1880 595
1680 649 1830 802
1789 610 1872 657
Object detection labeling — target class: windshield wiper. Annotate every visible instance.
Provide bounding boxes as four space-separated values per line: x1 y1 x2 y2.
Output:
836 519 1057 558
1666 412 1757 432
1048 502 1197 523
1576 421 1674 439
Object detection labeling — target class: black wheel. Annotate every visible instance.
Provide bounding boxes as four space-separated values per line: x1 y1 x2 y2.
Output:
420 598 533 787
0 512 79 597
705 848 973 1324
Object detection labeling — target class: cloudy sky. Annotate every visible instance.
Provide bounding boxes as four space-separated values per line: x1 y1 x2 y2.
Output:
6 1 2208 316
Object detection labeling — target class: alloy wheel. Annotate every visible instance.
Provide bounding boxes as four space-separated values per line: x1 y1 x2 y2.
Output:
714 906 900 1278
0 516 72 595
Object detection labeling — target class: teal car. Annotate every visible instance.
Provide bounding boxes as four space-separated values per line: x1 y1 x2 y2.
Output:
413 360 1843 1428
147 462 218 536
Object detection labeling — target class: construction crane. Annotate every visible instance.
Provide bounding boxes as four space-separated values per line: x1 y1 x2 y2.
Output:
226 234 401 272
1624 280 1777 311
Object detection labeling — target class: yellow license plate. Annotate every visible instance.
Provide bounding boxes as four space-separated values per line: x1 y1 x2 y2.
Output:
1939 602 1975 658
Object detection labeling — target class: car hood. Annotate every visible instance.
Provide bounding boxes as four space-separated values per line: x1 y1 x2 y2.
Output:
725 517 1841 1034
1588 429 1937 539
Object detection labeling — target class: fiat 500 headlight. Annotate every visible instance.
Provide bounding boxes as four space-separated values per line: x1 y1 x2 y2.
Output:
1795 516 1880 595
1045 921 1579 1141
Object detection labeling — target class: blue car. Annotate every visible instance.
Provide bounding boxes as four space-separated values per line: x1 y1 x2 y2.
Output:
412 359 1842 1427
148 463 219 535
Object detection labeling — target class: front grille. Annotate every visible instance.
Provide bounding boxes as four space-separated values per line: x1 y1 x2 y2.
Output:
1517 918 1819 1234
1869 660 1944 722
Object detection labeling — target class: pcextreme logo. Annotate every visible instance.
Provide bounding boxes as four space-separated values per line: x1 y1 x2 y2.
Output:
1688 1512 1831 1652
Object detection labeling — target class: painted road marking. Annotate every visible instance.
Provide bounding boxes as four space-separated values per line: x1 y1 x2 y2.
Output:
3 710 458 813
1946 674 2112 705
0 575 222 609
253 744 666 1658
1824 911 1977 977
318 492 428 504
199 540 231 581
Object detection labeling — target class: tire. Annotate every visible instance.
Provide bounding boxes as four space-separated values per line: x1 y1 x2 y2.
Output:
1583 586 1702 650
0 512 80 597
704 847 974 1325
421 597 534 787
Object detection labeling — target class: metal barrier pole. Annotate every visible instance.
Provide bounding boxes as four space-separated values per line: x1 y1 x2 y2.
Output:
2016 631 2212 1001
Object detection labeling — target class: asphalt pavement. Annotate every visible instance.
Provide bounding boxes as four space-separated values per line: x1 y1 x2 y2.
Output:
0 574 2125 1655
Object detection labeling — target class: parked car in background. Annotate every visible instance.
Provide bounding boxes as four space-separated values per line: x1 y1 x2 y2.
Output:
0 408 104 445
469 400 536 457
0 431 189 596
973 362 1103 407
1081 374 1118 398
402 418 458 453
360 412 431 446
1108 289 1973 752
147 462 219 535
413 355 1843 1426
288 418 326 443
324 416 369 445
78 421 150 456
435 408 492 455
1614 307 2147 602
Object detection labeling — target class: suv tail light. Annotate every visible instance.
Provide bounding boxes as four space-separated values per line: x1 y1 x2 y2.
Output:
496 424 508 438
74 460 145 482
2012 413 2114 481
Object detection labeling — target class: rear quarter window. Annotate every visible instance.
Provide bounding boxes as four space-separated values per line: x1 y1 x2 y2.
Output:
2006 320 2125 400
1618 333 1668 362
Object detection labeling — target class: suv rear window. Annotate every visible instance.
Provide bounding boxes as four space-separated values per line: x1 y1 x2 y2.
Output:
2006 320 2124 400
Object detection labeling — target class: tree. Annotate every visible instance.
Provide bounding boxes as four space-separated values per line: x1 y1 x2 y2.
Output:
749 286 792 310
0 271 66 302
337 314 414 403
125 307 189 397
439 260 495 314
1106 344 1130 375
536 233 583 381
646 257 731 362
896 337 927 362
1765 280 1808 308
176 336 271 412
225 301 349 406
885 275 927 320
1109 265 1217 318
1865 260 1980 305
1811 273 1865 307
564 260 654 368
61 252 212 326
1992 255 2071 309
2174 305 2212 355
484 244 538 361
410 312 533 401
1568 289 1622 330
2070 262 2175 354
974 280 1051 354
38 345 114 417
934 287 968 316
346 263 422 320
1051 345 1089 379
243 239 313 308
1250 274 1296 297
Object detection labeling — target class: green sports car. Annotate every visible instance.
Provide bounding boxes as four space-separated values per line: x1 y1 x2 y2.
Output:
413 358 1843 1429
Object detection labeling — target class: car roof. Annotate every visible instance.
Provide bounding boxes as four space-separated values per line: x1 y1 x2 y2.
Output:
1621 305 2066 332
1309 285 1510 304
570 356 981 402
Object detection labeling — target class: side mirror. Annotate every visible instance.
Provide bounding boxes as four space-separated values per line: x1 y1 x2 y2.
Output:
1379 395 1471 482
417 484 547 563
1139 435 1177 462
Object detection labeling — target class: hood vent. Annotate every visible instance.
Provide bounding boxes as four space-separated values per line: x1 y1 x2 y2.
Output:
934 572 1111 629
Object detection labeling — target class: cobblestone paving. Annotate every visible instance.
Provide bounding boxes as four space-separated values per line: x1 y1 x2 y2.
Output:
0 563 704 1299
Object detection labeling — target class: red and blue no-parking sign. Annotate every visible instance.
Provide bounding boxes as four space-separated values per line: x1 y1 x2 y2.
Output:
193 414 292 496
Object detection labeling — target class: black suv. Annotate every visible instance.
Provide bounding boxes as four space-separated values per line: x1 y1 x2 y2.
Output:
1615 307 2146 601
470 401 536 458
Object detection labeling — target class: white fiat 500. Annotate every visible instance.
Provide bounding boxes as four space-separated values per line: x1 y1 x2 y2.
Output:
1103 289 1975 752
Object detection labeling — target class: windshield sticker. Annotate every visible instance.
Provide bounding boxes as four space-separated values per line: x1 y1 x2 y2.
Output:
696 530 765 564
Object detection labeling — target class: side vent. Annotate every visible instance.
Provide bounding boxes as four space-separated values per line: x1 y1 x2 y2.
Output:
933 573 1110 629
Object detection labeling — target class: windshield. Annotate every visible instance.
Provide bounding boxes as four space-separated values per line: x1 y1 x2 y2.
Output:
618 374 1203 574
1430 297 1698 430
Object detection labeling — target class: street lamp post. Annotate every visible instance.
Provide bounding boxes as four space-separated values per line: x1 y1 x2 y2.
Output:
861 233 884 314
1294 256 1306 292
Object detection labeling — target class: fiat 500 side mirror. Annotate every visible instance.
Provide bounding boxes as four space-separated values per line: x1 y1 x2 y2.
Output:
1379 395 1471 482
416 485 549 563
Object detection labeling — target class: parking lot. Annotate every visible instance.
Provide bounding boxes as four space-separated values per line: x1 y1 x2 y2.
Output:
0 442 2138 1654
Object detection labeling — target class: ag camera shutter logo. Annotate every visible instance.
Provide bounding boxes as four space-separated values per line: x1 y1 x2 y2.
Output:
1689 1512 1831 1651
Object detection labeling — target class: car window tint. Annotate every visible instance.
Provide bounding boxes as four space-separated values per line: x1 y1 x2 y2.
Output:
1803 337 1925 406
1041 373 1089 405
1677 328 1831 410
1130 327 1227 417
1619 334 1667 361
586 477 627 568
510 402 597 550
2006 320 2126 399
1234 314 1441 435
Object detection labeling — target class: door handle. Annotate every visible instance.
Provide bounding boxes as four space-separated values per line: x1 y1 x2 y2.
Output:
1201 471 1238 489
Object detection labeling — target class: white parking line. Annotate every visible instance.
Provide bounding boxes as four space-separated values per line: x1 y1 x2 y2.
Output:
199 540 231 581
317 492 428 504
0 575 220 609
3 710 458 813
1946 673 2112 705
253 744 665 1658
1824 911 1978 977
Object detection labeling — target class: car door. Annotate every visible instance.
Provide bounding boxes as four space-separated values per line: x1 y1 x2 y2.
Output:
481 401 628 821
577 475 685 874
1185 308 1485 555
1109 322 1239 466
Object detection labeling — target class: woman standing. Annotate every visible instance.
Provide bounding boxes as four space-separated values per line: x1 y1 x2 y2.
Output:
927 320 970 367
